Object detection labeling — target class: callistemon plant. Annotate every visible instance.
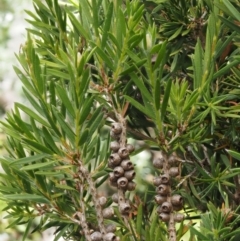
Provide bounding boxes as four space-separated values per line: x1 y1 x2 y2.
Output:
1 0 240 241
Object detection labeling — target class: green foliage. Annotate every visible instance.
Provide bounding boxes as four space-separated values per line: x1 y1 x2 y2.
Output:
1 0 240 240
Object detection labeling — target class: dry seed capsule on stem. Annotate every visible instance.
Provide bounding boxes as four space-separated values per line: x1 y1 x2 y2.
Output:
104 233 117 241
154 195 167 205
109 172 118 182
109 153 121 167
153 177 162 186
168 154 178 166
157 184 170 196
102 207 114 218
121 160 133 170
110 141 120 152
113 166 124 178
124 170 135 181
161 202 172 213
174 213 184 222
90 231 102 241
126 144 135 153
159 213 170 222
119 202 131 215
117 177 128 189
169 167 179 177
99 196 107 207
153 157 164 169
118 147 129 159
171 194 183 206
105 224 116 233
110 130 120 140
160 174 170 184
111 123 122 134
112 193 119 203
127 181 136 191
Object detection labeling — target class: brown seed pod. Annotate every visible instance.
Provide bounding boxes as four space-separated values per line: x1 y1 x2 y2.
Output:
174 213 184 222
102 207 114 218
154 195 167 205
104 232 116 241
121 160 134 170
110 130 120 140
159 213 170 222
109 172 118 182
169 167 179 177
110 141 120 152
127 181 136 191
105 224 116 233
160 174 170 184
157 184 170 196
119 202 131 215
113 166 124 178
153 157 164 169
118 147 129 159
161 201 172 213
109 153 121 167
171 194 183 206
124 170 136 181
112 193 118 203
168 154 177 166
126 144 135 153
111 123 122 134
99 196 107 207
117 177 128 188
153 177 162 186
90 231 102 241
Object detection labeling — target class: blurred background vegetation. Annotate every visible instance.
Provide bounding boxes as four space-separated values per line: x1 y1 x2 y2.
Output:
0 0 46 240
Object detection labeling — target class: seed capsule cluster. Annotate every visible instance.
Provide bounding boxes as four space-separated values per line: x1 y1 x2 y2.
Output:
153 154 184 223
89 195 120 241
109 123 136 215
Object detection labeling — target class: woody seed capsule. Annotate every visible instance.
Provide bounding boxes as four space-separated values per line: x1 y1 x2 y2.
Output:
153 158 164 169
127 181 136 191
109 153 121 167
161 201 172 213
171 194 183 206
153 177 162 186
169 167 179 177
112 193 119 203
118 147 129 159
159 213 170 222
154 195 167 205
104 232 116 241
121 160 133 170
124 170 136 180
99 196 107 207
109 172 118 182
160 174 170 184
105 224 116 233
111 123 122 134
113 166 124 178
174 213 185 222
110 141 120 152
102 207 114 218
126 144 135 153
117 177 128 188
90 231 102 241
119 202 131 215
110 130 120 140
157 184 170 196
